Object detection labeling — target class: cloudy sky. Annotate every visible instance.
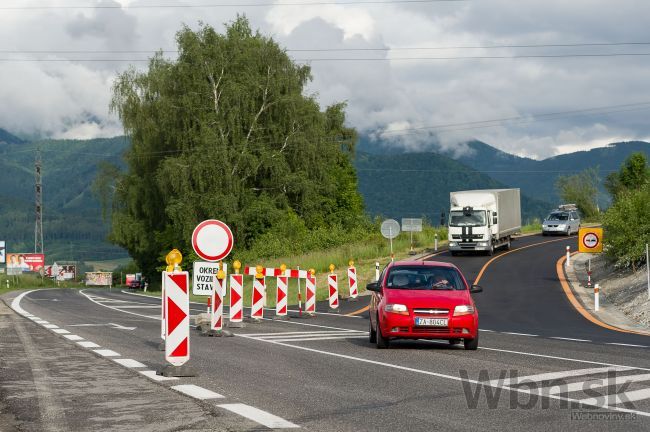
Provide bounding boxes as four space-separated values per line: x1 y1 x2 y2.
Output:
2 0 650 159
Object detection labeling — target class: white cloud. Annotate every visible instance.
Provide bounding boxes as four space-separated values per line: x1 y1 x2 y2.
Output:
1 0 650 159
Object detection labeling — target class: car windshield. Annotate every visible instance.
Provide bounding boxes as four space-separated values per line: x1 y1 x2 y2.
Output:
545 212 569 221
449 210 486 227
385 266 466 291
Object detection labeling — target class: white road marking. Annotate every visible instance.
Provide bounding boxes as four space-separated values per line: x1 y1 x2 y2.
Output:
545 373 650 395
218 403 299 429
607 342 648 348
63 334 84 341
171 384 224 400
488 366 634 386
28 316 41 321
581 388 650 407
246 337 650 418
35 320 49 324
111 305 160 309
271 335 369 342
77 341 101 348
550 337 591 342
113 358 147 368
51 329 71 334
249 331 366 340
139 370 179 381
80 290 159 321
43 324 59 329
479 329 495 332
93 349 121 357
502 332 538 337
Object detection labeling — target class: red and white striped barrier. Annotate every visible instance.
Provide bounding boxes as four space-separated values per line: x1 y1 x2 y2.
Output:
244 266 282 277
251 277 265 320
163 271 190 366
328 273 339 309
229 274 243 324
276 276 288 317
348 266 358 299
284 268 309 279
211 275 226 331
161 272 166 341
305 274 316 314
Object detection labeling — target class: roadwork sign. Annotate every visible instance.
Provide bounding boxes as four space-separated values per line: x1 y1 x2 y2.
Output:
192 261 227 296
191 220 233 262
578 227 603 253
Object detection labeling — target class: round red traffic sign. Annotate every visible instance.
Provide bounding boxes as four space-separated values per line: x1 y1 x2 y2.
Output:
192 220 233 262
582 232 599 249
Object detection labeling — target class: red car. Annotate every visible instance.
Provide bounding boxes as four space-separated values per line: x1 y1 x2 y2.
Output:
367 260 482 350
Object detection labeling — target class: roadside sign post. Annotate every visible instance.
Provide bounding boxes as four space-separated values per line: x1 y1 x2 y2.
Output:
434 233 438 252
381 219 400 260
402 218 422 256
594 284 600 311
375 262 380 282
191 219 234 337
566 246 571 267
577 228 604 312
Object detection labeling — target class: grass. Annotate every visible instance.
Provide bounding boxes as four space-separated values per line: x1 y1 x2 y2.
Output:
0 273 85 298
85 258 132 272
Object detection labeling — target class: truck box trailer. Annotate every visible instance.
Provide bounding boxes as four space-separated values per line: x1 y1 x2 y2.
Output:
447 189 522 255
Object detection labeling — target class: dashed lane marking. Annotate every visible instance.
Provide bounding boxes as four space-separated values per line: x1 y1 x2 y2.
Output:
51 329 71 334
218 403 299 429
43 324 59 329
502 332 538 337
93 349 120 357
113 358 147 368
171 384 224 400
76 341 100 348
63 334 84 341
139 370 179 381
607 342 649 348
551 337 591 342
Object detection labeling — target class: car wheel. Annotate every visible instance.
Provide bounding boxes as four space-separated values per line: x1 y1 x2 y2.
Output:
376 315 390 349
464 331 479 350
449 339 460 345
369 317 377 343
542 231 547 236
566 226 571 236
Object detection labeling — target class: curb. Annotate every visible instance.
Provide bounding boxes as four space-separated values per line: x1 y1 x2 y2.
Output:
563 253 650 336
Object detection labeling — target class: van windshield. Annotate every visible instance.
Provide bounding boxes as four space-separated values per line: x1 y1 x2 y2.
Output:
386 266 466 291
449 210 486 227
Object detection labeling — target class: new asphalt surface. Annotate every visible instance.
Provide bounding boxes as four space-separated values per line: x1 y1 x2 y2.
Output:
3 234 649 431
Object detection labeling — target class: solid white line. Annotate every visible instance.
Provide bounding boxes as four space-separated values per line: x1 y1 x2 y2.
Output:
254 338 650 418
139 370 179 381
80 290 160 321
113 358 147 368
43 324 59 329
607 342 648 348
479 329 495 332
28 316 41 321
171 384 224 400
93 349 120 357
10 289 38 315
77 341 101 348
545 373 650 395
63 334 84 341
51 329 71 334
111 305 160 309
217 403 299 429
479 347 650 372
550 337 591 342
488 366 634 386
269 335 369 343
502 332 538 337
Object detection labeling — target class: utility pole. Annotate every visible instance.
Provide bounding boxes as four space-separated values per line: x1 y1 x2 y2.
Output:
35 148 44 255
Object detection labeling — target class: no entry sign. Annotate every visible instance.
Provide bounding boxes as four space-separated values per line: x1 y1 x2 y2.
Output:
191 220 233 262
578 227 603 253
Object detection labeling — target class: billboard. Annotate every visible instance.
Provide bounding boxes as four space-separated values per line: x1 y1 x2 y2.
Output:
85 272 112 286
6 253 45 273
0 241 5 264
45 264 76 281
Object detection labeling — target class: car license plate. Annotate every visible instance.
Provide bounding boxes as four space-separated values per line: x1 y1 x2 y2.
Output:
414 317 448 327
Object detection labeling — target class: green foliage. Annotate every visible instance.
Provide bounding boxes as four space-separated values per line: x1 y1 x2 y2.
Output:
108 18 366 277
555 168 600 218
604 152 650 201
602 183 650 268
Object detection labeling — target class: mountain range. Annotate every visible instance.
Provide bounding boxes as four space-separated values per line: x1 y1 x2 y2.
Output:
0 127 646 261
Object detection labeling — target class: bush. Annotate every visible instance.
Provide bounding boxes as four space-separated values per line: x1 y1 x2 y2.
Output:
602 183 650 269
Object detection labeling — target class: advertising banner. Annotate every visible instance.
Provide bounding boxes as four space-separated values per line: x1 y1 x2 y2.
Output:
45 264 76 280
6 253 45 273
0 241 5 264
85 272 112 286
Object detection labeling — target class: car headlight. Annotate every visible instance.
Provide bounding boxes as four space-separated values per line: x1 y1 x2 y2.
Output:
453 305 475 316
385 304 409 315
449 242 457 247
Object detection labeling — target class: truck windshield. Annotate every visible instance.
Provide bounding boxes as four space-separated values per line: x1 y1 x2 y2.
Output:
449 210 486 227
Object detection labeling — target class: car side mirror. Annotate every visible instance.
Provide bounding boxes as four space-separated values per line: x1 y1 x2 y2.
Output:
470 285 483 293
366 282 380 292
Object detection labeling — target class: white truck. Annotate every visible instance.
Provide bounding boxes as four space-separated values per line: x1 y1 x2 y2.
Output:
447 189 521 256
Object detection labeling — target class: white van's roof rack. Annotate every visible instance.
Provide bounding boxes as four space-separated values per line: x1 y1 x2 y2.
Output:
557 204 578 211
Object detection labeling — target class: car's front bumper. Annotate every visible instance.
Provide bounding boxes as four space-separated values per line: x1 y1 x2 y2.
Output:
542 225 567 233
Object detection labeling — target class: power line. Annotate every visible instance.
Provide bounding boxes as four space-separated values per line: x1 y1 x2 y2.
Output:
3 52 650 62
4 41 650 54
0 0 467 10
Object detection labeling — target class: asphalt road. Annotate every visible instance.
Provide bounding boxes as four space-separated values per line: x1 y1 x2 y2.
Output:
4 234 650 431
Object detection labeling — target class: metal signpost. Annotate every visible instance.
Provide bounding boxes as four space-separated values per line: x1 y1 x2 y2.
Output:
578 227 604 311
401 218 422 255
381 219 400 260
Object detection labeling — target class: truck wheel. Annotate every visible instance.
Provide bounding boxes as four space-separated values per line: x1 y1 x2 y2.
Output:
486 245 494 256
